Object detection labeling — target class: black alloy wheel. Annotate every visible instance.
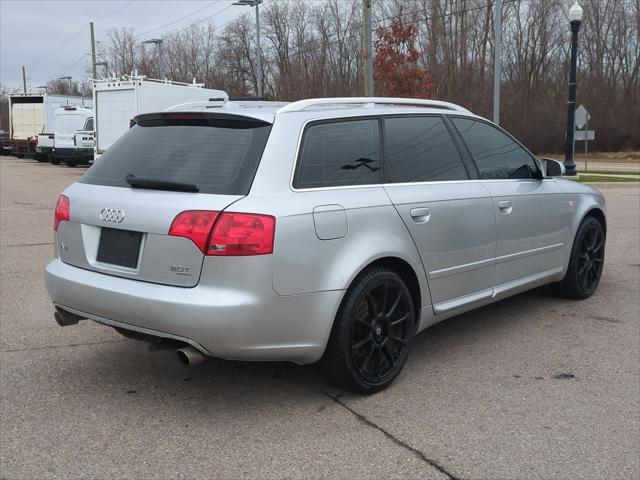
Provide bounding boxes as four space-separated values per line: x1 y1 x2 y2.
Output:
556 216 605 299
323 267 416 393
576 220 605 293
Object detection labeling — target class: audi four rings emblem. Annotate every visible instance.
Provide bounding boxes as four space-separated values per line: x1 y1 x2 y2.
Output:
99 208 125 223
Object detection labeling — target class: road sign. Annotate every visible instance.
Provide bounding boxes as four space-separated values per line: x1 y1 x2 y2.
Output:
575 130 595 141
575 105 590 129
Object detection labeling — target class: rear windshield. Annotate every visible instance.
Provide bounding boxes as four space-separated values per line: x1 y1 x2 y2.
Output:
80 115 271 195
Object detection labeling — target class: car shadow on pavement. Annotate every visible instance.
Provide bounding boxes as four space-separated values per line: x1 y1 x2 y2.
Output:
46 286 571 409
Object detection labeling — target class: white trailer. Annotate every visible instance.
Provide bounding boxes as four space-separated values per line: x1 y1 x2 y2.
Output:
93 76 227 159
9 93 92 158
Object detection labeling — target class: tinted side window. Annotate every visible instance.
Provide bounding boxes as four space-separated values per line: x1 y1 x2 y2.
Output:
85 118 94 131
452 118 538 179
293 119 381 189
384 116 468 183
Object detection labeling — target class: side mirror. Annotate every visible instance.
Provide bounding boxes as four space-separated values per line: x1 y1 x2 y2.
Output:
541 158 565 177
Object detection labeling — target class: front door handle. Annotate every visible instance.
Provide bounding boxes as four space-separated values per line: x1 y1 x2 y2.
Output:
498 200 513 214
410 207 431 223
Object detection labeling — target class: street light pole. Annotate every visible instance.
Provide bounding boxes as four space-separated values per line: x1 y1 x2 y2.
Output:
233 0 263 98
59 76 73 94
564 2 584 176
142 38 164 80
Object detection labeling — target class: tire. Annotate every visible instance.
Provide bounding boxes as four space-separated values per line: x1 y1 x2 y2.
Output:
66 161 77 167
556 216 605 299
322 267 416 394
50 157 61 165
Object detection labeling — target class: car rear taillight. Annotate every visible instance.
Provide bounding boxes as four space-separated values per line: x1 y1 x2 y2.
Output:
208 212 275 256
168 211 220 253
169 211 275 256
54 194 70 231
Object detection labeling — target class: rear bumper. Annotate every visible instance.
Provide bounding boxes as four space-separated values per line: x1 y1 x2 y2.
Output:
44 258 343 364
53 148 92 160
36 146 53 154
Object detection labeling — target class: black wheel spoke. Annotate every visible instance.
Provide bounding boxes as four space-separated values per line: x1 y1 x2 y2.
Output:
386 291 402 317
593 239 604 252
382 343 396 368
352 335 372 350
357 316 372 328
360 344 376 373
391 335 407 345
578 262 589 275
366 293 378 317
390 313 408 327
380 283 388 313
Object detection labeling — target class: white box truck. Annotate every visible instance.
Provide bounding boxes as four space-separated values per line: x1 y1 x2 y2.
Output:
9 93 92 158
93 75 227 160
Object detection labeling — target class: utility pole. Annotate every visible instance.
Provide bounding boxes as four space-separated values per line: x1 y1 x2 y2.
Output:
255 1 263 98
233 0 263 98
492 0 502 124
90 22 97 79
363 0 373 97
21 66 27 93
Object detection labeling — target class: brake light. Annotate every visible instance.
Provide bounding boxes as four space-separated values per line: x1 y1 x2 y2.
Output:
208 212 275 256
168 211 220 253
168 211 275 256
54 194 70 231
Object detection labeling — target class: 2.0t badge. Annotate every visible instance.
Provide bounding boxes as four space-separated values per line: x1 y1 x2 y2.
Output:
99 208 125 223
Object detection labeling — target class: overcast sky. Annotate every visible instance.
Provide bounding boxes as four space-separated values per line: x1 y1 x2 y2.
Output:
1 0 254 90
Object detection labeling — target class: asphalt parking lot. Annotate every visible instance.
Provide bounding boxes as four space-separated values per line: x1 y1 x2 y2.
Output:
1 154 638 479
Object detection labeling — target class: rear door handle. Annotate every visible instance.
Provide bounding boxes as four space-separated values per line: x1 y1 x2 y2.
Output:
410 207 430 223
498 200 513 214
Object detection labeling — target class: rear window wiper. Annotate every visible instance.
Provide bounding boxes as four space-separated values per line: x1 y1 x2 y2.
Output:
125 174 199 193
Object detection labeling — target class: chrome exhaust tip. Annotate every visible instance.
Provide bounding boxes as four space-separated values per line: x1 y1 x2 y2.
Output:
176 346 206 366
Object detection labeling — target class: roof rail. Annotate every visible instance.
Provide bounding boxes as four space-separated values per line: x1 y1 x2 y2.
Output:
276 97 471 114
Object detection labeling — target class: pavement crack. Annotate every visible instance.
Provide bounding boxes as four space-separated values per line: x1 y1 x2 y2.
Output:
2 242 54 247
1 339 126 353
322 391 461 480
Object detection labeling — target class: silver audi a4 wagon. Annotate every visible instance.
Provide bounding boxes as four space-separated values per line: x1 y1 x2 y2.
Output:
45 97 607 393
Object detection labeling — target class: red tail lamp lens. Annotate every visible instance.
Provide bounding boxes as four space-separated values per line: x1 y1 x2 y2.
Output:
54 194 70 230
208 212 275 256
168 210 220 253
168 211 275 256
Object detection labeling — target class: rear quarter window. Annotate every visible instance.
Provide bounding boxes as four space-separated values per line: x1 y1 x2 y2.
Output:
80 115 271 195
293 118 381 189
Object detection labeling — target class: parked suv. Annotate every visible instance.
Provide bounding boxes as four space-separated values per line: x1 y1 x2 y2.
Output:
45 98 606 393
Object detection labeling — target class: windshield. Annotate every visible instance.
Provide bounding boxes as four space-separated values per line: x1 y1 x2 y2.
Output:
79 115 271 195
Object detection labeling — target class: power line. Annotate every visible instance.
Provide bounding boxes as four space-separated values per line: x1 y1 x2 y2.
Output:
28 1 136 68
95 1 136 23
139 0 225 37
31 26 86 67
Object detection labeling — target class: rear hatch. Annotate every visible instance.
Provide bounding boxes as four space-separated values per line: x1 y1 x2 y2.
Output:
56 112 272 287
95 88 136 152
54 111 89 149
